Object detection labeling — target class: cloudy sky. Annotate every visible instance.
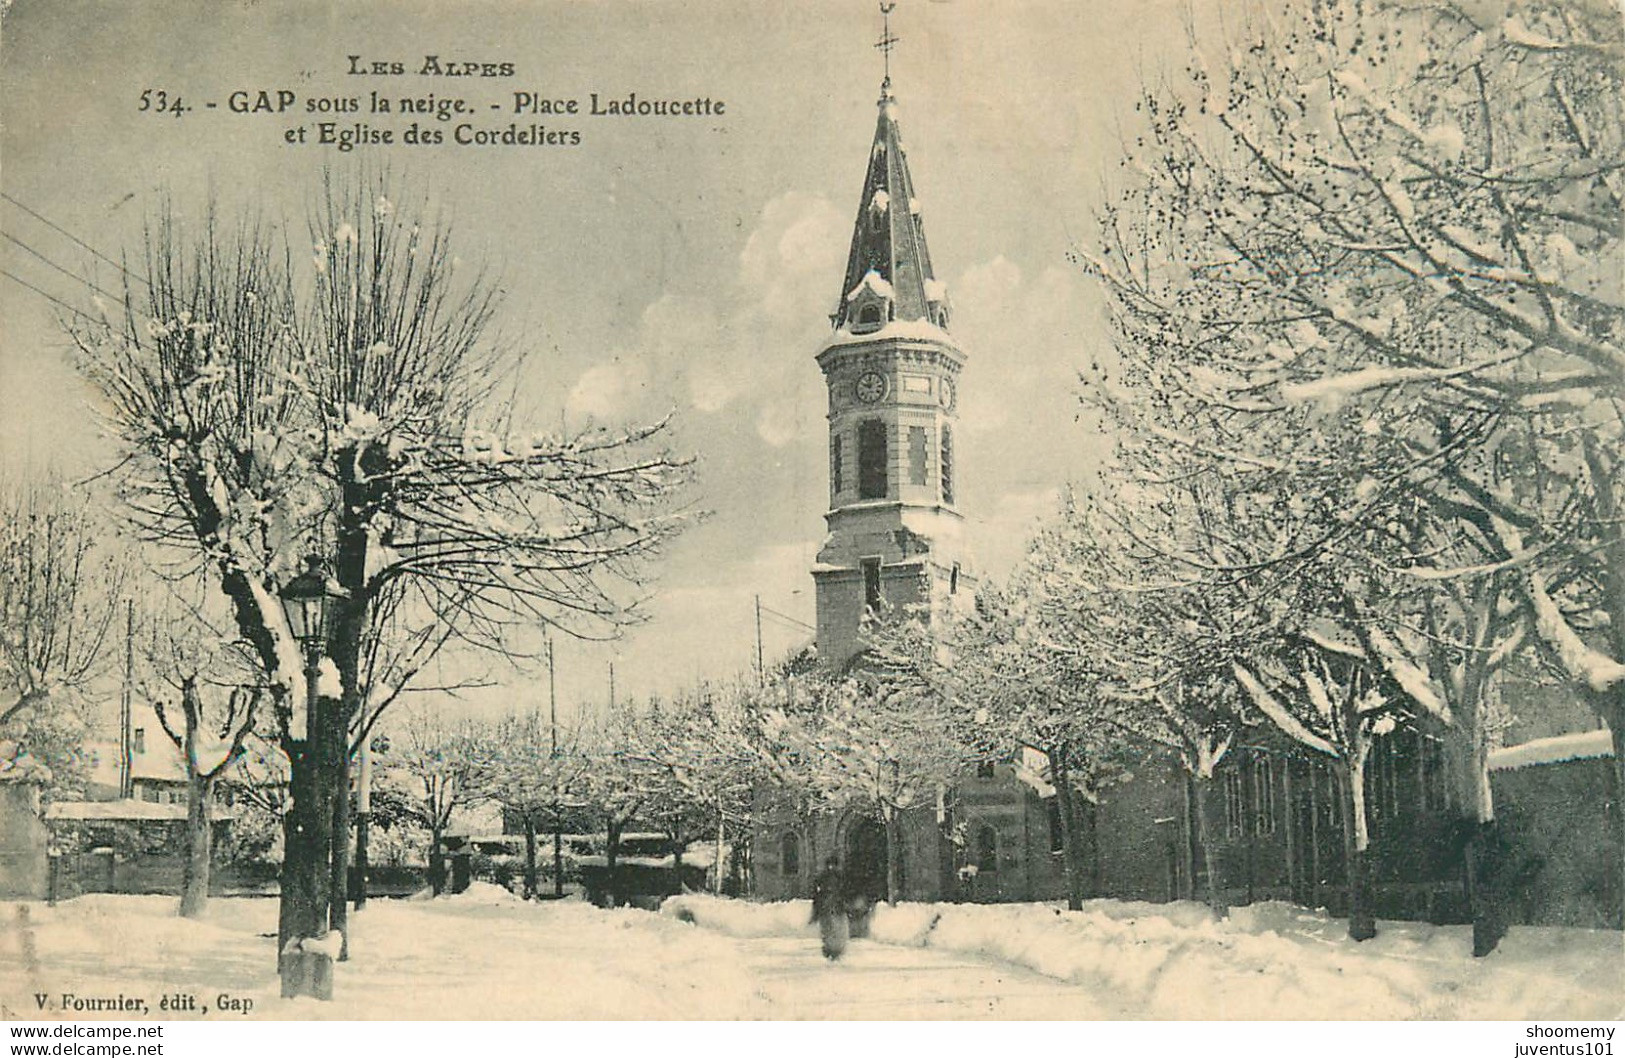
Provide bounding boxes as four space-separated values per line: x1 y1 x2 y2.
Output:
1 0 1188 719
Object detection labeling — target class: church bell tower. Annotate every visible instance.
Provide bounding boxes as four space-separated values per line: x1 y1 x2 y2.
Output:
812 28 975 671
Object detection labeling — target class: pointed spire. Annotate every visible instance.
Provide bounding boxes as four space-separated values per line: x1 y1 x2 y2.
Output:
831 11 949 334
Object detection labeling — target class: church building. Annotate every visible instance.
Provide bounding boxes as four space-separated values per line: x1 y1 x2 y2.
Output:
751 44 1073 906
809 72 974 671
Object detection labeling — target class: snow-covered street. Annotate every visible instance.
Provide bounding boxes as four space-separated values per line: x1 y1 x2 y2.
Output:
0 889 1115 1020
715 934 1118 1019
3 888 1619 1021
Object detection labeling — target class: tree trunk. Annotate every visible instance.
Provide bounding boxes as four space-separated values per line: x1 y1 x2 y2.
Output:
552 815 564 899
1178 772 1197 902
1049 746 1086 912
715 794 726 896
179 772 212 919
1443 716 1504 955
1190 775 1227 919
430 823 446 896
605 819 622 908
671 823 685 896
353 809 370 911
883 807 903 905
1609 718 1624 929
329 739 352 961
354 738 371 912
277 725 334 982
523 813 538 899
1334 759 1377 942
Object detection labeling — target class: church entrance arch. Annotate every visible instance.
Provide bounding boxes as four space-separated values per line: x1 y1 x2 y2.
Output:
843 813 889 902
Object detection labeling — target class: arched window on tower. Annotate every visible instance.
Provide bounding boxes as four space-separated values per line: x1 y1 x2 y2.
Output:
940 425 954 505
855 303 882 332
858 419 888 499
831 435 843 496
908 426 928 486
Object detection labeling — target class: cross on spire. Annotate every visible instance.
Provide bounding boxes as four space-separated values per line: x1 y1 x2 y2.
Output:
876 2 900 87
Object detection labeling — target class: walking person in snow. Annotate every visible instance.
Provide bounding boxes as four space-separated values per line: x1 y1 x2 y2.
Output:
810 856 850 960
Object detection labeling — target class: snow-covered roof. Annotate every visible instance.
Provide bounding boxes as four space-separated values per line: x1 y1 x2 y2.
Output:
818 317 957 354
811 556 929 575
46 799 191 822
829 81 945 331
1488 729 1613 772
577 854 680 869
846 269 895 303
1014 762 1056 799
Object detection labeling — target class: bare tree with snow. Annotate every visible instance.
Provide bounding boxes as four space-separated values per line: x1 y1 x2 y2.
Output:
1082 0 1622 949
69 174 694 988
0 478 126 796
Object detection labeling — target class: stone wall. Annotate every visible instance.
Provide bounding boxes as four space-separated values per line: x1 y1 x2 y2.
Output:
0 783 48 899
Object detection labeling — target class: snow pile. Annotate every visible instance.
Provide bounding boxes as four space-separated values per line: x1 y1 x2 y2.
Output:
439 881 521 906
4 892 767 1019
663 893 815 937
1488 729 1613 772
665 895 1623 1020
868 902 942 946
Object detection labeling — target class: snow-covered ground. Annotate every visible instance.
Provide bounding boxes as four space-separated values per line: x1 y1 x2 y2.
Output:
665 894 1625 1020
3 888 1619 1020
0 886 1109 1019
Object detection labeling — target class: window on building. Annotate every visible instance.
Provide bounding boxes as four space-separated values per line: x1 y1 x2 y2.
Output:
940 426 954 504
1252 757 1276 836
139 822 169 855
862 558 883 613
142 785 159 804
831 435 843 496
87 826 115 850
856 303 882 331
950 562 961 595
1224 767 1246 838
858 420 888 499
781 832 801 876
975 759 996 780
908 426 928 486
133 727 145 754
975 824 998 872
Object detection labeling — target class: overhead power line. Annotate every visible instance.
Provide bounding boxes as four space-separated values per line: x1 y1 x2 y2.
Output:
1 190 147 288
0 267 101 323
2 230 124 303
759 603 815 633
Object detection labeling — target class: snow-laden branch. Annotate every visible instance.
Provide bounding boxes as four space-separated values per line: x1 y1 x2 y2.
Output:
1232 662 1338 757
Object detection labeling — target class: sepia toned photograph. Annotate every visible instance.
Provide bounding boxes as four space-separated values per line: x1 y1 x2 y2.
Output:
1 0 1621 1030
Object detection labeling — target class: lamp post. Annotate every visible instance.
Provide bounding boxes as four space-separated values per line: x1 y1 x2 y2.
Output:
277 554 348 1000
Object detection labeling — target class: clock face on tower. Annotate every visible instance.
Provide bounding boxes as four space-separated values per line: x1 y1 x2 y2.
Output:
939 377 956 411
856 370 888 403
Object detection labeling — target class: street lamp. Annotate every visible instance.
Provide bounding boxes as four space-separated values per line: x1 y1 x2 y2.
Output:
279 554 346 652
275 554 348 1000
